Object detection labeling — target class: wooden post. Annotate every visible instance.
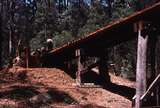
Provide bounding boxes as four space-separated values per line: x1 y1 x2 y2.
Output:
75 49 82 86
0 18 2 68
149 35 156 85
98 48 110 84
155 36 160 106
64 58 71 72
135 21 148 108
25 47 29 68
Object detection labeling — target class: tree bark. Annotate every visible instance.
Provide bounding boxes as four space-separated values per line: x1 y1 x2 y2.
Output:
107 0 112 17
9 26 12 56
135 22 148 108
0 1 2 67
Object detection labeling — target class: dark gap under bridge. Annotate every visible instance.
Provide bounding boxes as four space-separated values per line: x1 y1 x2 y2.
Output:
42 2 160 108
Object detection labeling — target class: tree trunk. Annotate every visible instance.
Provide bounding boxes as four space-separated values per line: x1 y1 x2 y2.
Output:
63 0 66 9
0 16 2 67
113 46 121 76
58 0 63 13
0 1 2 67
107 0 112 17
9 26 12 57
66 0 68 8
136 22 148 108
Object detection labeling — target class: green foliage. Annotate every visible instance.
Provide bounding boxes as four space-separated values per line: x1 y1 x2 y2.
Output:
1 0 157 78
30 0 135 50
54 31 73 47
29 30 46 51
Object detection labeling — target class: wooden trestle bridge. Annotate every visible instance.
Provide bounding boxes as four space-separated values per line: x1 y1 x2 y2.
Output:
43 2 160 108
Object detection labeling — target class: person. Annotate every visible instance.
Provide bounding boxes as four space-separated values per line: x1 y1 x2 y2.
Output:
30 49 41 67
40 47 47 67
12 41 25 67
12 55 24 67
46 37 53 51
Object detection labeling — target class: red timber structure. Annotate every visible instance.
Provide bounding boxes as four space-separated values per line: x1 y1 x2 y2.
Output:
43 2 160 108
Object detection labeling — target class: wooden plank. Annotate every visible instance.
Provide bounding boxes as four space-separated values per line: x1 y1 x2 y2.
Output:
80 83 101 88
134 23 138 32
135 21 148 108
140 73 160 100
77 62 99 75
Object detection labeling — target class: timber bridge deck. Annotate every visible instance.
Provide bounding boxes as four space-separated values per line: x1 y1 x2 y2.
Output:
43 2 160 108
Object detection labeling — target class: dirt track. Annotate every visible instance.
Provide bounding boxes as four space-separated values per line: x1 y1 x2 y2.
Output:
0 67 135 108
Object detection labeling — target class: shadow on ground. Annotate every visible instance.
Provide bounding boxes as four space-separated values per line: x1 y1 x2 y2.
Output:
103 83 135 100
0 69 28 84
81 71 102 84
0 85 40 100
0 84 78 107
81 70 135 100
47 88 78 104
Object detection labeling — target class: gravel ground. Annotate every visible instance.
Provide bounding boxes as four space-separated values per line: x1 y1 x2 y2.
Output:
0 67 135 108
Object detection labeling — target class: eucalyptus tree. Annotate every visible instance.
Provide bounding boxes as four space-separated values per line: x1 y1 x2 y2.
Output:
0 0 16 66
0 0 37 67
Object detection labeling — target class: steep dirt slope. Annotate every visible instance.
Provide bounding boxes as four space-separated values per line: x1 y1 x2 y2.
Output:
0 67 135 108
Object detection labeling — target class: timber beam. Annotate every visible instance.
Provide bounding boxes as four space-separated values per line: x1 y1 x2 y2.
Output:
134 21 160 108
75 49 83 86
155 36 160 106
135 21 148 108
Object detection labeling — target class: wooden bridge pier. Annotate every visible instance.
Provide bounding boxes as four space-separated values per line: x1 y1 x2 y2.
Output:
98 48 110 84
155 35 160 106
75 49 83 86
135 21 148 108
148 26 160 106
135 21 160 108
75 47 111 86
